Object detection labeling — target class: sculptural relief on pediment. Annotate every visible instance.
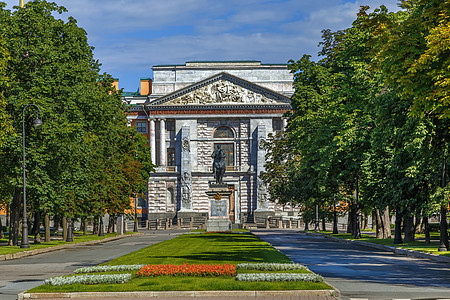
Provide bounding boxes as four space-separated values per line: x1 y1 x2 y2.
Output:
166 80 277 105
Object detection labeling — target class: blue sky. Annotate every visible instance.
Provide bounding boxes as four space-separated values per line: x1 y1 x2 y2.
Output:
4 0 401 92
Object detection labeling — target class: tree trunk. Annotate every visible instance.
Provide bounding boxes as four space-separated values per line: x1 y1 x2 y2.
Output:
33 209 41 244
361 213 368 230
62 216 67 241
44 212 50 242
107 215 115 233
353 206 361 239
438 205 449 251
353 172 361 239
92 218 98 235
438 155 448 251
321 217 326 232
346 212 352 233
403 215 415 242
83 219 88 235
80 218 85 233
0 216 4 239
53 215 60 236
394 208 403 244
423 216 430 245
8 188 21 246
372 210 377 230
382 207 392 239
304 221 309 231
414 214 421 233
375 208 383 239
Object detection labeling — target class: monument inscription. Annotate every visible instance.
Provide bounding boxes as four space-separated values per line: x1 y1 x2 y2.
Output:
210 199 227 218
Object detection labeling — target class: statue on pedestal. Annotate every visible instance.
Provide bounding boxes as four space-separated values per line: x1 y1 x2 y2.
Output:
211 145 226 184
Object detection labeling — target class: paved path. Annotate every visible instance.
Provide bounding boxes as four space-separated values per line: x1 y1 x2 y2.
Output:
252 229 450 300
0 230 185 300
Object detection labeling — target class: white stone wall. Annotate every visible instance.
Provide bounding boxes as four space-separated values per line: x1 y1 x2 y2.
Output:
192 176 210 212
152 63 293 97
148 178 177 213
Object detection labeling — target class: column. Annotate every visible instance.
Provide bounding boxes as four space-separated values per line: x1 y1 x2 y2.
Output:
149 118 156 163
159 119 166 166
179 124 193 211
255 123 269 211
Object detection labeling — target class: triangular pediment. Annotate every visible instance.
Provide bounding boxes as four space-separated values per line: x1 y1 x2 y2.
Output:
147 72 291 107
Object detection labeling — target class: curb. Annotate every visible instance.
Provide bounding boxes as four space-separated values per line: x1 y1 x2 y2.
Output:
303 232 450 263
18 289 338 299
0 232 143 261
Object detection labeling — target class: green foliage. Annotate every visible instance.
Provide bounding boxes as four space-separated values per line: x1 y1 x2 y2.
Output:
266 1 449 243
0 0 154 243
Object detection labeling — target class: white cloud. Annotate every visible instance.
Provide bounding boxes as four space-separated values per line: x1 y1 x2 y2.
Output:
1 0 402 91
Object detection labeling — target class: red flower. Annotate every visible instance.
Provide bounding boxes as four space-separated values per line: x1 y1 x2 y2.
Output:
136 263 236 277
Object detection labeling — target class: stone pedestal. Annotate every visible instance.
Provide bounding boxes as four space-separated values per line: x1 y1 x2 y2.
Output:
206 219 231 232
206 184 232 232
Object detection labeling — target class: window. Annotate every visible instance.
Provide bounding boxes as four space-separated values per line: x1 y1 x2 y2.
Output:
273 118 282 132
166 119 175 131
167 187 175 205
214 126 234 138
167 148 176 166
214 143 234 166
137 197 147 208
136 121 147 133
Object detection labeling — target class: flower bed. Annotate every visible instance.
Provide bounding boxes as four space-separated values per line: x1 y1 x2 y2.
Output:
136 263 236 277
236 263 307 271
236 273 323 282
44 274 132 286
74 265 144 273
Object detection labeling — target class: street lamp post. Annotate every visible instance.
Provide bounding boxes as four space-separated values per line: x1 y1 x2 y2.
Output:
134 193 138 232
333 193 339 234
98 194 104 236
66 201 73 242
21 104 43 248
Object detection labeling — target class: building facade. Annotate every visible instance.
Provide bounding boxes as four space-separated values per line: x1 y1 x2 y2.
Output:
124 61 294 226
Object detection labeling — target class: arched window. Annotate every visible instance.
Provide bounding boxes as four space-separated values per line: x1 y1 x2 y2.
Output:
214 126 234 138
213 126 234 167
166 187 175 205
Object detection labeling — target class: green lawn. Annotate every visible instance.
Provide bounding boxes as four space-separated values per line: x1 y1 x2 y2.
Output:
29 232 332 293
0 233 131 256
319 231 450 257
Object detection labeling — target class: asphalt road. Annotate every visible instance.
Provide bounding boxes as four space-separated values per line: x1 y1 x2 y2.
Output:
252 229 450 300
0 230 185 300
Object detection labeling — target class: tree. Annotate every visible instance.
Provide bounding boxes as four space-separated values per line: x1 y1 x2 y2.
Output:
359 1 450 249
0 1 153 245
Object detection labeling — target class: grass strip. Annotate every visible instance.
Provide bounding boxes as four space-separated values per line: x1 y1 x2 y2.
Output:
29 232 331 293
0 233 132 256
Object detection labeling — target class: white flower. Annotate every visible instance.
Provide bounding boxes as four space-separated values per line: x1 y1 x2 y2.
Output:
236 263 307 271
74 265 144 274
236 273 323 282
44 274 132 286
